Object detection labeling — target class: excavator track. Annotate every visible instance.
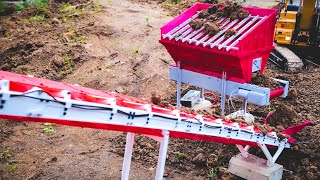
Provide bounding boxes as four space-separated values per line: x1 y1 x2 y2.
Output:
269 44 304 71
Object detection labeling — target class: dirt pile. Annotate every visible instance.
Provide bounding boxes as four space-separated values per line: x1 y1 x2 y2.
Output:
251 74 282 90
0 0 107 80
188 0 248 36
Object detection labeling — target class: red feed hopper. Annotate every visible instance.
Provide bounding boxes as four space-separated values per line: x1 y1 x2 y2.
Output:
160 3 277 83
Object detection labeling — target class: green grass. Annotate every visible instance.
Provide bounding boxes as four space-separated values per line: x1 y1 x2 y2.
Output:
0 149 11 160
132 45 141 57
178 152 186 159
43 123 55 134
64 55 73 71
2 164 17 171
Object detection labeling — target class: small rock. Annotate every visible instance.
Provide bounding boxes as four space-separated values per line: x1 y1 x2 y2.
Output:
301 158 309 166
151 91 161 105
51 17 61 24
192 153 206 164
115 87 126 94
308 165 318 173
276 125 285 131
307 172 314 179
163 171 169 177
292 145 299 151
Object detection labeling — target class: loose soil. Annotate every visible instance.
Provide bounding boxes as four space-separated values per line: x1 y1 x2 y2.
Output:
0 0 319 180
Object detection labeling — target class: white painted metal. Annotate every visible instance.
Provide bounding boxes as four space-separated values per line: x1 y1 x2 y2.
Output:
209 20 239 48
181 26 204 43
181 18 225 43
175 27 193 41
176 62 182 107
244 145 250 152
163 13 265 51
195 19 231 46
272 78 289 98
155 130 170 180
169 25 191 40
221 72 227 115
121 132 135 180
236 144 249 158
237 16 267 42
188 31 205 44
203 16 251 47
217 16 252 50
226 16 266 51
258 143 285 167
0 83 290 148
252 57 262 72
202 19 234 47
162 12 200 39
169 66 274 106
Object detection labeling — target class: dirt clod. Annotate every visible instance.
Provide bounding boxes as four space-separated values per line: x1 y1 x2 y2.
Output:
208 6 218 14
224 29 236 38
198 10 210 19
204 22 221 36
189 19 205 30
151 91 161 105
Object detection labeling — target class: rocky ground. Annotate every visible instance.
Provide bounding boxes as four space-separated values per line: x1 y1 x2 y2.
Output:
0 0 319 179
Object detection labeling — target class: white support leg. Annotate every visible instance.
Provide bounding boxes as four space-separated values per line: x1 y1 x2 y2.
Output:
200 88 205 100
236 144 249 158
155 130 170 180
221 72 227 115
242 99 248 114
244 145 250 152
258 143 284 167
121 132 135 180
176 61 182 107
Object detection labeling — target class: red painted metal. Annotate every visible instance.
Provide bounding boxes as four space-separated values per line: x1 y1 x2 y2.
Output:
160 3 278 83
270 88 285 100
0 71 310 146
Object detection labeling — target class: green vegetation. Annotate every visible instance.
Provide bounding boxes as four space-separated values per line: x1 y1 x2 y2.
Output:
207 166 224 180
43 123 55 134
0 0 48 12
64 27 87 44
145 17 151 27
132 45 141 57
2 164 17 171
64 55 73 72
164 0 183 5
177 152 186 159
0 149 11 160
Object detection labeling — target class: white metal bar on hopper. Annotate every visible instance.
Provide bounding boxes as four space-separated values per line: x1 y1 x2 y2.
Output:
169 25 191 40
207 44 239 50
203 15 252 48
182 26 204 42
162 12 200 39
195 19 231 46
203 19 238 48
217 16 253 50
235 16 266 41
226 16 263 51
209 20 239 48
175 27 193 41
185 17 227 44
188 31 205 44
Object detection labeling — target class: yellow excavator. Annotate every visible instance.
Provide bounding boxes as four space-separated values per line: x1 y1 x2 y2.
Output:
271 0 320 70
